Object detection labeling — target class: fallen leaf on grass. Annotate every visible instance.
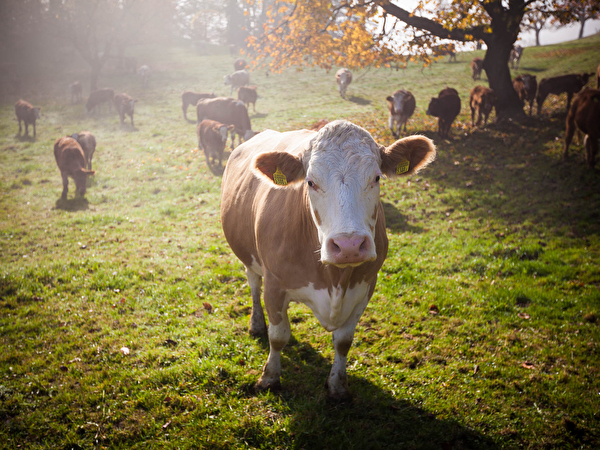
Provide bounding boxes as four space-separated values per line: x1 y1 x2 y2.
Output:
203 302 213 313
162 420 171 430
120 347 130 355
518 312 530 319
521 362 535 370
429 304 439 315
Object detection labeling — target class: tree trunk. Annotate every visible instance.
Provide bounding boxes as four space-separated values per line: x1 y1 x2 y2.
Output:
535 28 541 46
578 18 586 39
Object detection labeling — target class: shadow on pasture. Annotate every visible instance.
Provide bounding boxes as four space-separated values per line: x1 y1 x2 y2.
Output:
54 197 89 211
119 123 138 132
348 96 371 106
251 112 268 119
15 134 36 143
240 336 499 449
516 66 545 73
186 118 197 125
381 200 425 234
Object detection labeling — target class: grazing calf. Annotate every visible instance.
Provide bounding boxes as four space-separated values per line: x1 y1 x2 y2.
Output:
237 86 258 112
54 136 95 199
137 65 150 88
197 119 234 167
181 91 215 121
224 69 250 95
335 68 352 99
196 97 256 148
14 99 41 137
426 87 461 138
512 74 537 116
234 58 247 71
564 89 600 167
469 85 496 127
432 43 457 62
71 131 97 171
386 89 416 138
536 72 593 115
70 81 82 104
510 45 523 69
113 92 137 126
86 88 114 114
471 58 484 81
221 120 436 399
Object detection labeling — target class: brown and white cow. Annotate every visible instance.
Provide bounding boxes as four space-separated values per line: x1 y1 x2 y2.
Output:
238 86 258 112
426 87 461 138
224 69 250 95
513 74 537 116
386 89 416 138
113 92 137 126
335 68 352 99
86 88 114 114
220 120 436 399
536 72 593 115
14 99 41 137
509 45 523 69
54 136 95 199
469 85 495 127
71 131 97 171
471 57 484 81
181 91 215 121
197 119 234 167
564 88 600 167
196 97 255 148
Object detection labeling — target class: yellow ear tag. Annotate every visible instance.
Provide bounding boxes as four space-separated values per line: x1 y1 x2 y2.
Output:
396 160 410 175
273 167 288 186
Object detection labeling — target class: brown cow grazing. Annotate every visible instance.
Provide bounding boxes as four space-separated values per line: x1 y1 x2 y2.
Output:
70 81 83 104
536 72 593 115
113 92 138 126
470 85 496 127
224 69 250 95
197 119 235 168
234 58 247 71
14 99 41 137
564 89 600 167
513 74 537 116
54 136 95 199
471 57 484 81
386 89 416 138
335 68 352 99
196 97 256 148
220 120 436 399
71 131 97 170
426 87 461 138
237 85 258 112
181 91 215 121
86 88 114 114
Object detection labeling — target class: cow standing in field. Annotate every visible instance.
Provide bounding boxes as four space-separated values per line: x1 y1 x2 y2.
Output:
564 89 600 167
470 85 496 127
220 120 436 399
197 119 234 168
54 136 95 199
234 58 247 71
426 87 461 138
432 43 457 62
137 65 150 88
336 68 352 99
471 58 484 81
510 45 523 69
181 91 215 121
513 74 537 116
113 93 138 126
86 88 114 114
536 72 593 115
196 97 256 148
238 86 258 112
71 131 97 171
386 89 416 138
14 99 41 138
224 69 250 95
70 81 82 104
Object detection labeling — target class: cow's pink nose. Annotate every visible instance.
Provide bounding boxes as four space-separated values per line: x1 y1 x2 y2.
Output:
326 234 373 265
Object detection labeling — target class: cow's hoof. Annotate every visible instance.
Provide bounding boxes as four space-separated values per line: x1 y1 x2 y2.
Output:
255 378 281 393
325 380 352 403
249 326 267 338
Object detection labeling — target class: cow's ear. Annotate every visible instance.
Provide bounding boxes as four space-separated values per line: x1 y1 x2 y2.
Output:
380 135 436 177
386 96 393 103
254 152 305 186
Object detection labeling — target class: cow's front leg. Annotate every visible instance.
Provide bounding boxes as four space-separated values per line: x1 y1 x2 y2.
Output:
389 115 398 138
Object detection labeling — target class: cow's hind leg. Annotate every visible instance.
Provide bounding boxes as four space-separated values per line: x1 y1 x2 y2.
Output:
246 267 267 336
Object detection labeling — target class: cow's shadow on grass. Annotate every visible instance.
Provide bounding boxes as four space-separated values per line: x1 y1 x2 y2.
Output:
250 112 268 119
243 334 499 449
54 197 89 211
382 200 424 234
348 96 371 106
15 134 36 142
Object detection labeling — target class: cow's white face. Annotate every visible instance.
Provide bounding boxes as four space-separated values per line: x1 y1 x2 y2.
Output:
34 108 41 119
392 91 408 114
219 126 229 142
129 100 136 111
224 75 231 85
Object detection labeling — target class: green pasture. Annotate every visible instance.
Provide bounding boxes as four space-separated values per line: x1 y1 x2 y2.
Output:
1 34 599 449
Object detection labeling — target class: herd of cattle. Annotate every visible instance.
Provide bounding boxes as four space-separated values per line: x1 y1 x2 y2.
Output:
11 52 600 200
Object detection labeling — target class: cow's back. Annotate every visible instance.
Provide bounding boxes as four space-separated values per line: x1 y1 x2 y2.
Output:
54 137 86 172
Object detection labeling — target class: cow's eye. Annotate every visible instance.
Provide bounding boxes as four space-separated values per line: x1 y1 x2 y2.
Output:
375 175 381 183
308 180 314 187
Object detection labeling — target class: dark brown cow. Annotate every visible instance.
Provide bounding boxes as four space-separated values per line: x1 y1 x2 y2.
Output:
220 120 436 399
432 43 457 62
426 87 461 138
237 86 258 112
196 97 255 148
181 91 215 121
564 89 600 167
197 119 235 167
386 89 416 138
54 136 95 199
71 131 97 170
536 72 593 115
471 58 484 81
86 89 114 114
113 92 137 126
14 99 41 137
234 58 247 71
70 81 82 104
470 85 495 127
513 74 537 116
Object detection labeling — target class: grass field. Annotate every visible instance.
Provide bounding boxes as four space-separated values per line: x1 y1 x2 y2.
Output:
1 34 600 449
